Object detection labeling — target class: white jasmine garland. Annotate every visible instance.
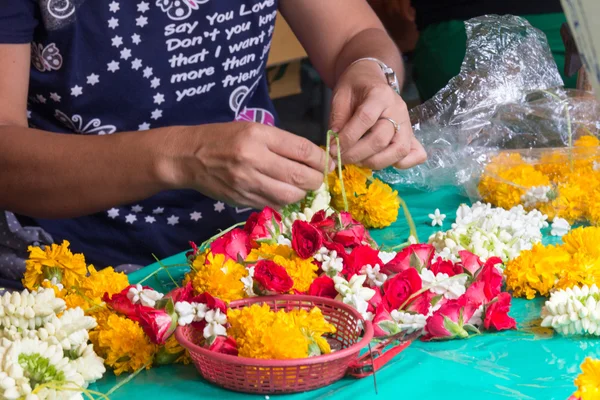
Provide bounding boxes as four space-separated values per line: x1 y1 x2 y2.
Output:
390 310 428 334
126 284 164 308
541 285 600 336
69 343 106 383
203 309 227 339
241 267 256 297
361 264 388 288
333 275 375 321
428 202 548 263
550 218 571 237
174 301 208 326
521 185 551 208
314 247 344 277
419 269 468 300
0 289 65 332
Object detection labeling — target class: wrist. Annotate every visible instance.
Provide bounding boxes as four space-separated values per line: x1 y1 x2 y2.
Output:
350 57 401 94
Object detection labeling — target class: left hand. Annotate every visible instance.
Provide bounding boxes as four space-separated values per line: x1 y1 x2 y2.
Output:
329 60 426 170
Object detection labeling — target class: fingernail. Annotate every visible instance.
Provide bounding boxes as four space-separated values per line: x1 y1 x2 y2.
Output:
329 160 336 172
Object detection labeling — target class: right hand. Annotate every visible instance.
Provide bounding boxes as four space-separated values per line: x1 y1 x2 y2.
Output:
160 122 333 210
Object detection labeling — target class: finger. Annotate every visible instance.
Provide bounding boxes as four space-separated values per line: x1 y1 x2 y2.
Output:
255 174 307 208
257 153 324 191
329 87 353 133
337 118 395 165
266 130 332 173
360 123 413 170
336 91 385 154
393 137 427 169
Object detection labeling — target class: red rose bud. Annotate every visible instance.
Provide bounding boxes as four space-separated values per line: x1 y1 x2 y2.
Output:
165 282 195 304
185 241 200 260
430 257 463 277
190 292 228 314
333 212 368 248
254 260 293 294
210 228 251 262
422 296 477 341
208 335 238 356
103 287 140 322
345 245 381 278
404 290 434 315
382 268 422 311
292 220 323 259
308 276 337 299
244 207 282 245
458 250 483 275
310 211 336 234
373 305 396 337
383 244 435 275
476 258 503 302
138 307 177 345
484 292 517 331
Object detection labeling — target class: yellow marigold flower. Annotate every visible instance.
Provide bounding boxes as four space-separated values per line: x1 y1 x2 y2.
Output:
555 253 600 290
505 243 571 299
23 240 87 291
328 165 370 211
271 255 318 293
228 304 334 359
91 313 157 375
575 135 600 148
246 243 294 262
155 335 190 365
352 179 400 229
563 227 600 259
574 357 600 400
187 252 248 303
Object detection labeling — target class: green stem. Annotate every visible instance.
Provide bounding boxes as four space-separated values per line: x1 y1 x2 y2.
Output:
324 130 333 190
104 362 152 398
152 254 179 288
334 133 349 212
199 222 245 251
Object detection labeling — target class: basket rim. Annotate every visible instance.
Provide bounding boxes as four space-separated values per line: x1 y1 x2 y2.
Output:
175 294 374 367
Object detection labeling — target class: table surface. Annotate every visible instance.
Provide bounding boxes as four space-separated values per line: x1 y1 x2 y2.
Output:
93 186 589 400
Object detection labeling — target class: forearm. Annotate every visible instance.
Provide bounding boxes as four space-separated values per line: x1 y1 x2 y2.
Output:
0 125 177 219
333 27 405 88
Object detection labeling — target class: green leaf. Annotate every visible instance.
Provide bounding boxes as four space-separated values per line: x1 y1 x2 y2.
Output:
308 341 321 357
431 295 443 307
154 298 169 310
377 320 401 336
443 316 468 339
409 252 425 272
165 298 175 316
463 324 481 334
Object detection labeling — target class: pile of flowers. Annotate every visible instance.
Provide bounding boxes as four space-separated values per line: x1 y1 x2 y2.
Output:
570 357 600 400
183 188 517 343
541 284 600 336
0 288 105 399
505 227 600 299
428 202 548 263
478 135 600 225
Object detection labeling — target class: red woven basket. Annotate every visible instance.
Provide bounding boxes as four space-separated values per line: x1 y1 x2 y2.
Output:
176 295 374 394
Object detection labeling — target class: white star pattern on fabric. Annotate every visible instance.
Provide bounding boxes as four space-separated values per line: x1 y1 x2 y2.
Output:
214 202 225 213
107 208 120 219
125 214 137 224
27 110 31 119
131 205 143 213
111 35 123 47
138 122 150 131
153 207 164 214
49 92 61 102
70 86 83 97
190 211 202 221
167 215 180 226
137 1 150 13
109 1 120 12
107 61 120 73
151 109 163 120
36 94 47 104
143 67 153 78
150 77 161 88
131 34 142 45
145 216 156 224
131 59 143 70
120 48 132 60
153 93 165 105
86 73 100 86
108 17 119 29
136 16 148 27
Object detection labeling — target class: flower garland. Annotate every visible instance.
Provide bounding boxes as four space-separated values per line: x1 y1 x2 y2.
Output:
428 202 548 263
505 227 600 299
478 135 600 225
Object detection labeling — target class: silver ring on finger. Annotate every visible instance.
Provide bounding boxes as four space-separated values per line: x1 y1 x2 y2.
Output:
379 117 400 133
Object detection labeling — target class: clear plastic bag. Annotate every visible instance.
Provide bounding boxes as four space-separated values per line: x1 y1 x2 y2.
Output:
376 14 566 188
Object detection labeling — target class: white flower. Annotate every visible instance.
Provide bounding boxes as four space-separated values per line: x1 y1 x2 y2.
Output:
419 269 467 300
175 301 208 326
276 235 291 246
361 264 388 288
428 202 547 262
550 218 571 237
314 247 344 277
127 283 164 308
241 267 256 297
521 185 551 208
428 209 446 227
390 310 428 334
70 343 106 382
333 275 375 321
341 294 373 322
541 285 600 336
378 251 397 265
203 309 227 339
468 305 484 327
0 289 65 332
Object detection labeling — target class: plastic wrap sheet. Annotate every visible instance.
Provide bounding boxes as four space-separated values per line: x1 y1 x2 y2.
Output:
377 14 565 189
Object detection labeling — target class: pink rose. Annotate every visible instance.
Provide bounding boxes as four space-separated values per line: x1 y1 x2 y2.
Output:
458 250 483 275
430 257 463 277
373 305 395 337
244 207 282 245
405 290 434 315
138 307 176 345
484 293 517 331
475 258 503 301
208 336 238 356
382 268 422 311
383 244 435 275
165 282 195 304
422 296 477 341
210 228 251 261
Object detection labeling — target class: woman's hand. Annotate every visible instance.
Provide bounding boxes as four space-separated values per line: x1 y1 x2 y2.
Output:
159 122 332 210
329 60 426 170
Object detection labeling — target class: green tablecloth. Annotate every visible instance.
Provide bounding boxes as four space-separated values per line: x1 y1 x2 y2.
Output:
93 187 589 400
